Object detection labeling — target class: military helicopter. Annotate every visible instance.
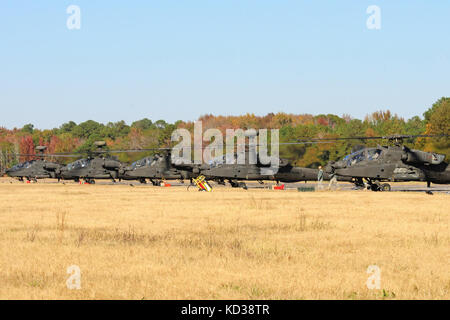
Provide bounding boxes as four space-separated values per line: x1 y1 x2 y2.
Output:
187 153 314 188
119 153 194 185
61 141 123 184
5 146 65 182
317 134 450 191
170 148 349 189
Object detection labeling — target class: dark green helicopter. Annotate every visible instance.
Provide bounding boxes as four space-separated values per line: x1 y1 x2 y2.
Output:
171 149 350 189
174 152 315 188
119 153 194 185
61 141 123 184
316 134 450 191
5 146 65 182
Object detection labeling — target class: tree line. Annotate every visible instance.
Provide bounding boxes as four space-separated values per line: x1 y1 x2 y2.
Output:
0 97 448 171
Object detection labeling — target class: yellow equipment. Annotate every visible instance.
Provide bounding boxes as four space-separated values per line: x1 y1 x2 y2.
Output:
193 175 212 192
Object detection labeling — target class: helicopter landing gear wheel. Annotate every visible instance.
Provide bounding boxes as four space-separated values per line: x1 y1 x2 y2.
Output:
229 180 239 188
139 178 147 184
380 183 391 192
367 180 381 191
150 179 160 186
238 182 248 190
352 178 365 190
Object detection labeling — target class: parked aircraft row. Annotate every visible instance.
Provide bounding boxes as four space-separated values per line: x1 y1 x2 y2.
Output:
4 145 344 188
3 135 450 191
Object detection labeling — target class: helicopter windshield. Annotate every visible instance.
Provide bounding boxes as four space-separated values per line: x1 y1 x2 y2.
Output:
9 161 34 172
343 148 382 166
131 156 154 168
66 159 90 171
151 155 166 166
343 150 366 166
367 148 382 161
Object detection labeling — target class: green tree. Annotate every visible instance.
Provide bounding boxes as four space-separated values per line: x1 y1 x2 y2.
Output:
109 120 130 137
154 120 168 129
59 121 77 133
425 97 450 157
21 123 34 134
72 120 104 139
131 118 153 130
423 97 450 122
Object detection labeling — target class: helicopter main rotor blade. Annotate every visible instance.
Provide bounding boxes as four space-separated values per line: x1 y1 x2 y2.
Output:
101 134 449 153
5 153 82 158
100 148 172 153
294 134 448 143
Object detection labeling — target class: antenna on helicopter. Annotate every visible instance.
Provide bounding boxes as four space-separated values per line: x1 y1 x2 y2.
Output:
94 141 107 150
35 146 47 160
89 141 108 158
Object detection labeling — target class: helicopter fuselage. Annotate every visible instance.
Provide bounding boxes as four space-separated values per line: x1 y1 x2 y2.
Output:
6 159 62 181
330 146 450 185
61 157 121 181
120 155 193 182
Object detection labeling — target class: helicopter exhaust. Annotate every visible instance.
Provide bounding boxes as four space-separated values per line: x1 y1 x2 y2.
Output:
402 149 445 165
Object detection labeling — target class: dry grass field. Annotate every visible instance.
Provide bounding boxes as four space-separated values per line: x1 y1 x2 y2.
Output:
0 180 449 300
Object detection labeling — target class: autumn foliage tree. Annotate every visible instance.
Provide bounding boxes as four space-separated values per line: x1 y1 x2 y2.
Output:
423 97 450 158
19 136 35 161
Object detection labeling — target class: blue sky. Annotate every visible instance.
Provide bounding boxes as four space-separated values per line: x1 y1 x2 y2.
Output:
0 1 449 129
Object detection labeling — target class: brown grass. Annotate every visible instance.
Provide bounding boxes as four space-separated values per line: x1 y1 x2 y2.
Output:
0 181 448 299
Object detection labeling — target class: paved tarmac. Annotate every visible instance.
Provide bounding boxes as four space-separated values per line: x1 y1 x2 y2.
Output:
2 177 450 194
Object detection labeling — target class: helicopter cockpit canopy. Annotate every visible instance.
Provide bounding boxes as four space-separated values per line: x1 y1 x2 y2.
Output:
9 160 35 172
66 159 90 171
367 148 382 160
343 148 382 167
150 154 167 166
131 156 154 169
